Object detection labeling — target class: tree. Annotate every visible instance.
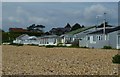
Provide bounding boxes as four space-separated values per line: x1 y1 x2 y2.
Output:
27 24 36 31
71 23 81 31
27 24 45 33
36 25 45 32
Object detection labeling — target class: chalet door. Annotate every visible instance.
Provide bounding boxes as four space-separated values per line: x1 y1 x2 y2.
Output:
90 36 93 43
90 35 96 43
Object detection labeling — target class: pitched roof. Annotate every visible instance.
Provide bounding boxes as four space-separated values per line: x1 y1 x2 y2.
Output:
38 35 59 39
89 26 120 34
66 26 96 35
16 34 29 39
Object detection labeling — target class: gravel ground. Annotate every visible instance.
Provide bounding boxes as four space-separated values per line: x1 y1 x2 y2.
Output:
2 45 119 75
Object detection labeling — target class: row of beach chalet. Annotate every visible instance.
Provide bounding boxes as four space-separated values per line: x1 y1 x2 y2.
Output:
13 25 120 49
13 35 60 46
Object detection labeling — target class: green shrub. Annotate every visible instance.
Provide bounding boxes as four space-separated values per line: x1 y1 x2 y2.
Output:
57 43 63 46
80 46 89 48
56 44 66 47
45 45 55 48
28 44 38 46
17 44 24 46
10 43 23 46
103 46 112 49
112 54 120 64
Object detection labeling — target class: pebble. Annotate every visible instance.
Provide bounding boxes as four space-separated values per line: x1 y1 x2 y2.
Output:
2 45 119 75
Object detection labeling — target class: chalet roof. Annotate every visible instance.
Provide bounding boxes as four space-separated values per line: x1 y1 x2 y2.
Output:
66 26 96 35
43 35 58 38
38 35 59 39
60 34 73 38
28 36 37 40
16 34 29 39
89 26 120 34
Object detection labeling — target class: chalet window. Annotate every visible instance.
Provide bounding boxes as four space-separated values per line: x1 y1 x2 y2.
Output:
98 36 101 40
97 35 102 40
70 37 72 41
93 36 96 41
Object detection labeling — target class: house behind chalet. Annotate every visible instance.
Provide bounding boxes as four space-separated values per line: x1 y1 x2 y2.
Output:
9 28 28 32
49 23 71 35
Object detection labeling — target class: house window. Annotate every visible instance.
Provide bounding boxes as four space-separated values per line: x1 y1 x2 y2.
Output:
87 36 90 40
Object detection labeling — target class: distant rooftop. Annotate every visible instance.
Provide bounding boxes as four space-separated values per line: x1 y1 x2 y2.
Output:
39 35 59 38
9 28 28 32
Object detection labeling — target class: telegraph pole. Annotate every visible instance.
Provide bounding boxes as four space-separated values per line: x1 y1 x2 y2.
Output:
103 12 107 40
103 12 106 35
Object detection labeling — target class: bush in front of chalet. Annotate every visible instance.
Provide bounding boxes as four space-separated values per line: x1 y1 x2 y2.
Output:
57 45 67 47
45 45 55 48
103 46 112 49
71 39 79 47
80 46 89 48
28 44 38 46
17 44 24 46
112 54 120 64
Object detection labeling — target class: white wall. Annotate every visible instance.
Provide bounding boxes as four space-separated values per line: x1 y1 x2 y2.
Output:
108 31 118 48
39 38 58 46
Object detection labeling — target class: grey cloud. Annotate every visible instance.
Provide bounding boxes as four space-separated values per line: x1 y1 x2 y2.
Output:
83 4 118 25
84 4 107 20
28 16 49 24
2 2 118 32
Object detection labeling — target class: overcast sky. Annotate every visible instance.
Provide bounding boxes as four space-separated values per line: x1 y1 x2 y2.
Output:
2 2 118 32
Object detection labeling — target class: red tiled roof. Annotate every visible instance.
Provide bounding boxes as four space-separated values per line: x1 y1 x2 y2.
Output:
9 28 28 32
